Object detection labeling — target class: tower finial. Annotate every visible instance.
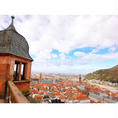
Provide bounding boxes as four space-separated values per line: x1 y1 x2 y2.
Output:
11 16 15 24
5 16 16 31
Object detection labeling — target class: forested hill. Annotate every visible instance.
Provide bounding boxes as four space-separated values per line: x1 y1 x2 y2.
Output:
85 65 118 83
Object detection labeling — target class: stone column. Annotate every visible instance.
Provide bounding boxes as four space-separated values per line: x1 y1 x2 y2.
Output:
18 62 22 81
24 63 28 80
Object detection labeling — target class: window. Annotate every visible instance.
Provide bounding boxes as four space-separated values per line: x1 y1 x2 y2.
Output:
13 61 27 81
13 61 19 81
21 63 26 80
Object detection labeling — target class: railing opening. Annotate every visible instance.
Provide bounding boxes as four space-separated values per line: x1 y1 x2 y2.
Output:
13 61 19 81
21 63 26 80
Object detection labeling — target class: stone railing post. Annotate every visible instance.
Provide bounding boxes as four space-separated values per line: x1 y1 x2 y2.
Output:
18 62 22 81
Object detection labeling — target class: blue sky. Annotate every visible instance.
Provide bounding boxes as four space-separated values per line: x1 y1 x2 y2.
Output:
0 15 118 74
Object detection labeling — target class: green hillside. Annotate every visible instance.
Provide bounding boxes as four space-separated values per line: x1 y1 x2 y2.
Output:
85 65 118 83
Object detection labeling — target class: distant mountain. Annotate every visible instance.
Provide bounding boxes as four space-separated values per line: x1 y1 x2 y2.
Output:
84 65 118 83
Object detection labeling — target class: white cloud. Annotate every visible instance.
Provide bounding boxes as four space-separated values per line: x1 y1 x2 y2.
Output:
74 51 86 56
80 52 118 63
13 15 117 55
0 15 118 74
52 54 58 58
32 61 99 74
109 47 116 53
59 53 66 60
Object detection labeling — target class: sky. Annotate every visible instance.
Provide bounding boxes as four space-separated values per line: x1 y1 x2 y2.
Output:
0 15 118 74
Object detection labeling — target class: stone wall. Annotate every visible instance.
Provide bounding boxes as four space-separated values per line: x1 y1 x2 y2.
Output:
14 81 30 92
0 54 32 97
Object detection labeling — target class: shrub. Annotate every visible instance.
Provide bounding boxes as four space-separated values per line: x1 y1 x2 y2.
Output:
27 96 40 103
22 88 30 97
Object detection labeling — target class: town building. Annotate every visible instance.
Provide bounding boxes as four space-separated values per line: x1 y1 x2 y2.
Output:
31 78 39 84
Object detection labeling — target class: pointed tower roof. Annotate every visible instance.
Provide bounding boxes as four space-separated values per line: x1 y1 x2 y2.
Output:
6 16 16 31
0 16 33 61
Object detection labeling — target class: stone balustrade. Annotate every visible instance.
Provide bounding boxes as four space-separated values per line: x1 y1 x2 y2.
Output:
7 81 29 103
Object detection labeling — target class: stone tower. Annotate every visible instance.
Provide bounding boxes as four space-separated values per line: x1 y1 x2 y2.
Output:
0 16 33 98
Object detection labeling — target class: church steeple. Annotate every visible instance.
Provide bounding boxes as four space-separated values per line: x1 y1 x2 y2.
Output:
6 16 16 31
